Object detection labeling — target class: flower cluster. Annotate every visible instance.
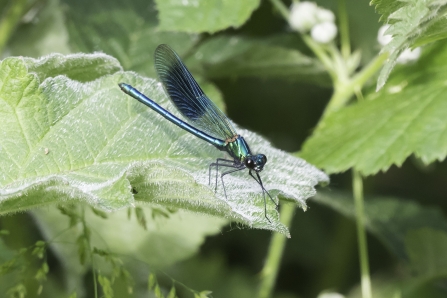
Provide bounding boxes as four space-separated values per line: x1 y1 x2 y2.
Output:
377 25 421 64
289 1 337 44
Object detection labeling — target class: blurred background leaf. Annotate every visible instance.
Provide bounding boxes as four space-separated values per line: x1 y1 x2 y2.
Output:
0 0 447 297
189 35 330 86
32 206 227 297
313 191 447 262
155 0 261 33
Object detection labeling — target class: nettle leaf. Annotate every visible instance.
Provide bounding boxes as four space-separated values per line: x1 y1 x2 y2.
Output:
155 0 260 33
300 41 447 175
0 54 328 235
23 53 122 82
372 0 447 90
371 0 406 21
313 191 447 262
413 17 447 47
189 36 329 86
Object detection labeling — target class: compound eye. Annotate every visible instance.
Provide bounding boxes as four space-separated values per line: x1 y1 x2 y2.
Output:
260 154 267 164
245 157 255 169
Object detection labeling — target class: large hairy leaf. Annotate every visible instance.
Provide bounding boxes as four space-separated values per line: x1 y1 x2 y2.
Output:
155 0 260 33
300 41 447 175
371 0 447 90
0 54 328 235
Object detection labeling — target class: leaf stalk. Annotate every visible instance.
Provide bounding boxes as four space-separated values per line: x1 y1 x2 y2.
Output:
257 203 295 298
352 170 372 298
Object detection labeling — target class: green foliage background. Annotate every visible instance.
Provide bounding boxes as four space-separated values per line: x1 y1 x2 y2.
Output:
1 0 447 297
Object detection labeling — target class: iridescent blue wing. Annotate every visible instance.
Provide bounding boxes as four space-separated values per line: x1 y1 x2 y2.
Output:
154 44 237 141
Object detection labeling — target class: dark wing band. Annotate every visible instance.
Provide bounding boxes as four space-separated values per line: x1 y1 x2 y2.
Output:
154 44 237 140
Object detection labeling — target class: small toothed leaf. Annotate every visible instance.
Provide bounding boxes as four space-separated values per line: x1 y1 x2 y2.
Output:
372 0 447 90
98 275 114 298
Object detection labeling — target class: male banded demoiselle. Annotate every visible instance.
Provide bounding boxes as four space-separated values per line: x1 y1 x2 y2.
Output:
119 44 278 221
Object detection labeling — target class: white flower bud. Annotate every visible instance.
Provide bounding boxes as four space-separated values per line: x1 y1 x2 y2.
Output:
396 47 421 64
311 21 338 44
378 24 421 64
377 24 392 46
289 1 318 32
317 293 345 298
316 8 335 23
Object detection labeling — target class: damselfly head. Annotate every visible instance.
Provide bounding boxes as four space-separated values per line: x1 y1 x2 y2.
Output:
245 154 267 172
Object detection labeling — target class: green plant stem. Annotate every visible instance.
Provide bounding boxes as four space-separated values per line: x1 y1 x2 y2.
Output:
257 203 295 298
323 52 388 117
268 0 289 20
267 3 381 298
81 208 98 298
302 35 337 81
338 0 351 59
352 170 372 298
0 0 28 54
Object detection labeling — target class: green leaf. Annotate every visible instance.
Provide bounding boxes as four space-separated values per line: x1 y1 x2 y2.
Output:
7 0 71 57
64 0 227 111
6 283 27 298
24 53 122 83
58 205 80 227
413 18 447 47
1 54 328 234
167 286 176 298
34 206 227 273
198 290 213 298
155 0 260 33
405 228 447 279
370 0 406 21
171 253 257 297
0 258 19 276
35 262 49 282
98 275 114 298
91 207 108 219
148 273 156 290
35 240 45 247
154 283 164 298
31 245 45 259
148 273 164 298
189 35 329 86
63 0 198 77
301 41 447 175
313 191 447 261
76 236 88 265
134 206 147 230
120 268 134 294
372 0 447 90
